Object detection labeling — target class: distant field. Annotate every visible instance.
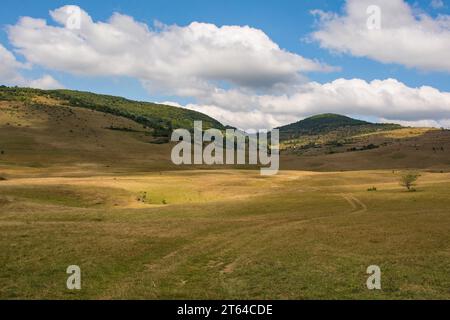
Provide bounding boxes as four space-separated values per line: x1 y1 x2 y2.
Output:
1 170 449 299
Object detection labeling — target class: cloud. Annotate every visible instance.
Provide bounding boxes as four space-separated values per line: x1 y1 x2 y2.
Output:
27 74 64 90
0 44 26 84
5 5 450 130
310 0 450 72
0 44 63 89
177 78 450 130
8 5 336 98
379 118 450 128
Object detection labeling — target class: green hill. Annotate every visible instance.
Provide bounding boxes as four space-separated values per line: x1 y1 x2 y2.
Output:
276 113 403 155
0 86 224 136
277 113 400 139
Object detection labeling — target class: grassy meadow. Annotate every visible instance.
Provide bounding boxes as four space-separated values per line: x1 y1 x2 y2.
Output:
1 88 450 299
1 169 449 299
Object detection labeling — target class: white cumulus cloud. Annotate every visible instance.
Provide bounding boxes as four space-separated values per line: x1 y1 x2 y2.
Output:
27 74 64 90
180 78 450 130
311 0 450 72
0 44 26 84
0 44 63 89
8 5 336 97
4 5 450 130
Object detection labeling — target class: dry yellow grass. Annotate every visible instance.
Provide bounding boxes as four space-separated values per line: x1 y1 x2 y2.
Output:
1 169 449 299
1 98 450 299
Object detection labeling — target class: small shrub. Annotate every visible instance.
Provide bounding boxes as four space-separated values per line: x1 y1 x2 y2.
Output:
137 191 148 203
400 172 421 191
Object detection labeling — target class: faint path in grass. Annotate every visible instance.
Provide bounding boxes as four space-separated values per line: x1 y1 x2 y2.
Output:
215 194 370 276
340 193 367 214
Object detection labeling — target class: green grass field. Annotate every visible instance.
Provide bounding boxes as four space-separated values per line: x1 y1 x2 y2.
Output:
1 170 449 299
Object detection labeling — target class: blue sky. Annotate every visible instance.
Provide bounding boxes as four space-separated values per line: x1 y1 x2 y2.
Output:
1 0 450 128
0 0 342 101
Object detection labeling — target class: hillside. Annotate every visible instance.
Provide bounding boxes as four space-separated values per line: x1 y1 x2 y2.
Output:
0 86 244 178
0 86 224 136
279 113 368 135
1 87 450 176
278 113 401 139
278 113 401 154
0 93 175 178
276 114 450 171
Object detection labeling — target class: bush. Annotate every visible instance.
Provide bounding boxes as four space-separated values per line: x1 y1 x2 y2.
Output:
400 172 420 191
136 191 148 203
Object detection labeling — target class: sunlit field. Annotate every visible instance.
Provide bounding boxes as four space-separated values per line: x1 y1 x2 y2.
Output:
1 169 449 299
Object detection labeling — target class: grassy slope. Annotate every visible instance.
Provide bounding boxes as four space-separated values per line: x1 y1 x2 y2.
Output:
281 127 450 171
275 114 450 171
0 96 178 177
0 86 224 133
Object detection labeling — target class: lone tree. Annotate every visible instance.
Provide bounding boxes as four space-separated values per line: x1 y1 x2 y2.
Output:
400 172 420 191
